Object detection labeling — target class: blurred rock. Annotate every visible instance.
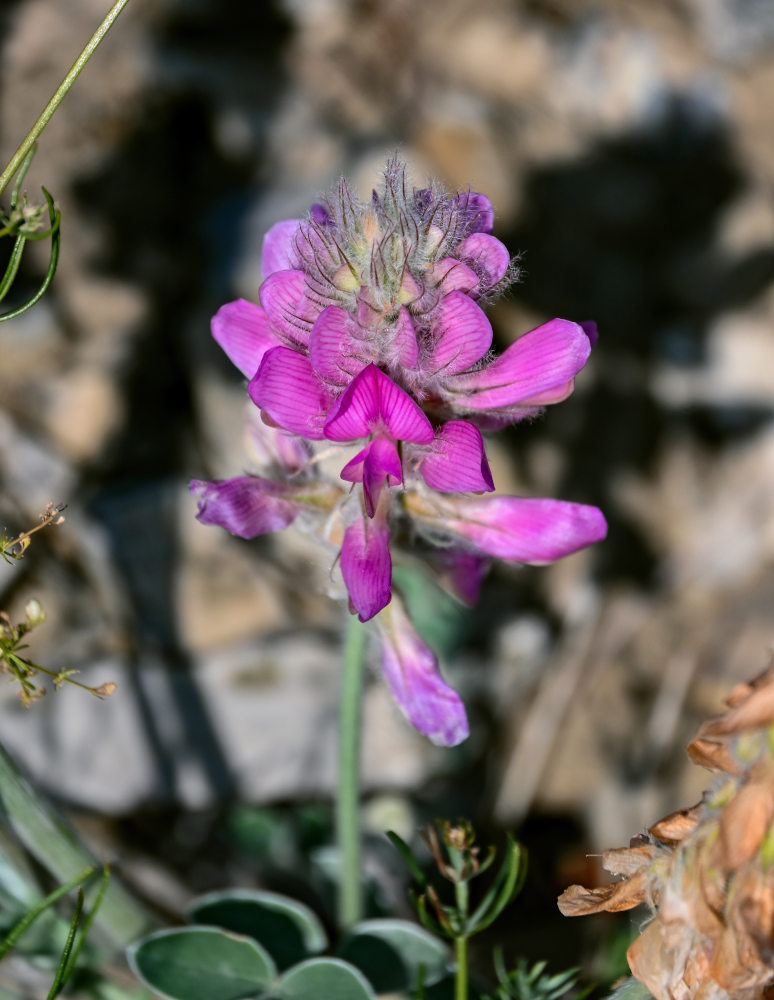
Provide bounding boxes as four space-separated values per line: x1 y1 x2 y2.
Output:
2 0 774 870
0 633 435 812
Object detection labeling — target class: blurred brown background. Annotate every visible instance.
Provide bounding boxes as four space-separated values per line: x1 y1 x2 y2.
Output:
2 0 774 976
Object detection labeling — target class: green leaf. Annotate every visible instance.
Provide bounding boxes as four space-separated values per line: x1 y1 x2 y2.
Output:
386 830 427 888
337 918 450 993
468 838 526 935
127 926 276 1000
276 958 376 1000
188 889 327 971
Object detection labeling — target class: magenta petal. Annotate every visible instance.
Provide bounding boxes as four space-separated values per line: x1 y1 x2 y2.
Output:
324 364 433 444
456 233 510 289
376 595 469 746
309 305 369 385
259 269 317 348
580 320 599 347
190 476 300 538
426 291 493 376
341 438 403 517
360 436 403 516
454 190 494 234
211 299 278 378
249 346 330 440
340 511 392 621
260 219 301 278
393 306 418 368
430 496 608 563
450 318 591 409
432 549 490 606
428 258 479 294
419 420 494 493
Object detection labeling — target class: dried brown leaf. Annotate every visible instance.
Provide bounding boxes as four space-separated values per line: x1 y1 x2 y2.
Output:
557 869 648 915
626 920 671 1000
601 843 656 876
686 737 742 775
704 675 774 736
724 662 774 708
649 803 703 844
711 781 774 871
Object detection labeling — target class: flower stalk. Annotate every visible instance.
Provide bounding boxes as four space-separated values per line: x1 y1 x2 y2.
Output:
337 613 368 928
0 0 132 198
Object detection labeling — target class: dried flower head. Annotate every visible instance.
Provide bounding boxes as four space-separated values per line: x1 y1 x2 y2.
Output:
558 659 774 1000
192 158 606 746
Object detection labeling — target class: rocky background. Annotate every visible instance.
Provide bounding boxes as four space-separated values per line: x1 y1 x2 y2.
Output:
2 0 774 978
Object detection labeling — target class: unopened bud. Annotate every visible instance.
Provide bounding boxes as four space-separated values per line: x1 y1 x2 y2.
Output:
24 599 45 627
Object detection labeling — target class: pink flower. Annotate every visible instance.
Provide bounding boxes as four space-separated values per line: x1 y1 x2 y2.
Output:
191 158 607 745
376 592 469 747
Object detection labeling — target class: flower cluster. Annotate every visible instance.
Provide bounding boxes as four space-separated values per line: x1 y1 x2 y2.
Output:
558 660 774 1000
192 158 606 746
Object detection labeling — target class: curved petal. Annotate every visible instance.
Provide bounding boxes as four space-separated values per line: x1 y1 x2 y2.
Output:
449 318 591 409
190 476 300 538
376 594 469 746
392 306 418 368
419 420 495 493
260 219 302 278
454 190 494 234
456 233 510 290
431 548 490 606
340 509 392 621
427 258 479 294
425 291 493 376
309 305 369 386
259 269 318 348
580 320 599 347
324 364 433 444
249 346 330 440
211 299 278 378
341 436 402 517
406 494 607 563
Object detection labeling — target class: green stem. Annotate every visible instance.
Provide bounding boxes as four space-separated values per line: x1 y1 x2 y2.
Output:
336 613 368 929
454 879 470 1000
454 935 469 1000
0 0 132 198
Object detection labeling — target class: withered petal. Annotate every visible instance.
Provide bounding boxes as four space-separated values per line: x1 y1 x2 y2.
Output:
686 737 742 775
703 672 774 736
602 844 657 876
711 780 774 872
649 803 704 844
724 661 774 708
558 870 648 916
626 920 673 1000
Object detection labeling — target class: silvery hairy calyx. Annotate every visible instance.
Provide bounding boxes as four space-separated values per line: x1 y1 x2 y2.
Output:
192 158 607 746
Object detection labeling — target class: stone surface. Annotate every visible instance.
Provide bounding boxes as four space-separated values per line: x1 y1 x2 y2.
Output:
1 0 774 878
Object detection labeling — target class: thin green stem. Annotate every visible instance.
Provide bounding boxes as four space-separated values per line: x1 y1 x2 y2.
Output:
454 879 470 1000
0 864 97 961
0 0 132 198
454 935 469 1000
336 613 368 929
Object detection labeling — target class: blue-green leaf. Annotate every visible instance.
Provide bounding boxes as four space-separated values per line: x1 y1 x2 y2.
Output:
338 918 450 993
188 889 327 971
276 958 375 1000
127 926 276 1000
